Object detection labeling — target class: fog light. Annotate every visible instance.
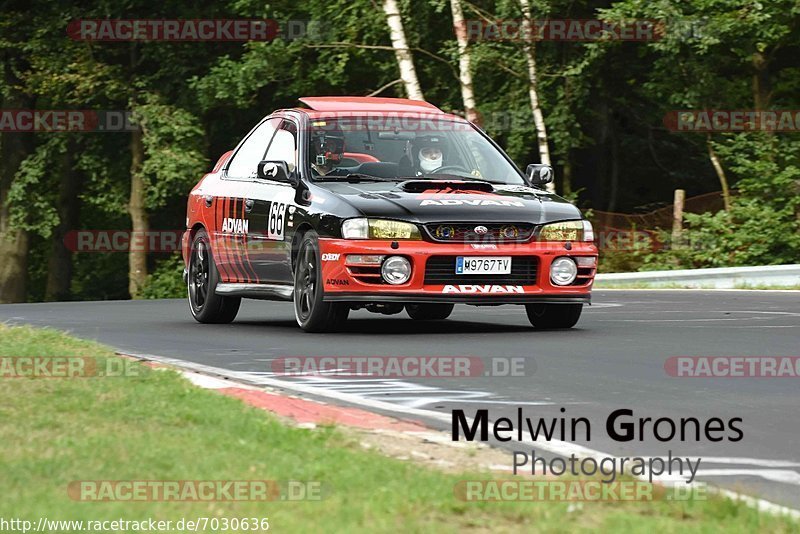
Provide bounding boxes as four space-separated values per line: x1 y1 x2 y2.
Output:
346 255 385 266
575 256 597 268
550 257 578 286
381 256 412 285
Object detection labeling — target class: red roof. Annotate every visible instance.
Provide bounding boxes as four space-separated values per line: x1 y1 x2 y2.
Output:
298 96 444 114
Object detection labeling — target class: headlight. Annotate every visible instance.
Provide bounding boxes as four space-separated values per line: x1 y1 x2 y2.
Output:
341 218 421 240
539 220 594 242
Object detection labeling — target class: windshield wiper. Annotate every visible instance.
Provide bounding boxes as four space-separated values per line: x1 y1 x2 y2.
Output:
316 173 402 183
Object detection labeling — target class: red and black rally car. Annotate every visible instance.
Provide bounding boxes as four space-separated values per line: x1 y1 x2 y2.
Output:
183 97 597 332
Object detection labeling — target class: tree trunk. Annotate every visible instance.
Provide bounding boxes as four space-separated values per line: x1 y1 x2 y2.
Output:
0 213 29 303
128 126 148 298
671 189 686 248
450 0 479 124
707 135 732 212
45 139 81 301
752 51 771 111
518 0 554 192
382 0 425 101
0 61 34 303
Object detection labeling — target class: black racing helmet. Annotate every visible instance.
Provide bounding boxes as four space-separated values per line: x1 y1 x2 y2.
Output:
310 121 345 166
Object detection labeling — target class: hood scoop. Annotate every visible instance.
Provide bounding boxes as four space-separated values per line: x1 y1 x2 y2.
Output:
398 180 495 193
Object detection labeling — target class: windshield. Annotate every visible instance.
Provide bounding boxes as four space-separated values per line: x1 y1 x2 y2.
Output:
306 115 525 185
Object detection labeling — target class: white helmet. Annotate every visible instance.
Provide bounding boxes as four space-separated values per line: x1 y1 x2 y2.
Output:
418 146 443 173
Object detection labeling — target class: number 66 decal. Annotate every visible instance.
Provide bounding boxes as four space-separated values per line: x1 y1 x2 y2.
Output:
268 202 286 240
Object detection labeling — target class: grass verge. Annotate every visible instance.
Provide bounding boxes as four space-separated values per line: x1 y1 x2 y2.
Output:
0 324 797 533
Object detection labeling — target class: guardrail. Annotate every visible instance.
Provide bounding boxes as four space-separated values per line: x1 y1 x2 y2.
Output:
595 264 800 289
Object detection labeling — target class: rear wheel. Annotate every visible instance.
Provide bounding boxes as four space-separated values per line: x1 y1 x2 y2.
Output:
525 304 582 329
293 231 349 332
406 303 454 321
187 229 240 324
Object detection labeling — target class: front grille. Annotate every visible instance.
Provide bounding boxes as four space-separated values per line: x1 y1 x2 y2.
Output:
423 223 535 243
424 256 539 286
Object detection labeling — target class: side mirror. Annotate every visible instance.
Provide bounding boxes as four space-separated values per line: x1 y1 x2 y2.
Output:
526 164 554 187
257 160 300 188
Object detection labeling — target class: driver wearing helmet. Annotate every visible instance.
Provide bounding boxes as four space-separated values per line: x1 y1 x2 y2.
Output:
310 124 346 176
415 136 445 174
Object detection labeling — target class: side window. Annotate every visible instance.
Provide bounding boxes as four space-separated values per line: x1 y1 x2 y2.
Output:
264 121 298 173
227 119 278 179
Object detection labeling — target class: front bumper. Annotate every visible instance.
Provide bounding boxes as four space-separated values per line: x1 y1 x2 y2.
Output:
318 238 597 305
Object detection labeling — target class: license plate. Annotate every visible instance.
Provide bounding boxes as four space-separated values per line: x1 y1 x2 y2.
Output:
456 256 512 275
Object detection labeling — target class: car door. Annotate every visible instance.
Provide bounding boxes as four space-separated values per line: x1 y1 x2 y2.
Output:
247 118 300 284
215 118 277 283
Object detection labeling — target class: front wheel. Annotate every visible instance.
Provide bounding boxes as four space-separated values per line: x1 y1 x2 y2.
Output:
406 303 454 321
525 304 583 329
187 228 241 324
293 231 349 332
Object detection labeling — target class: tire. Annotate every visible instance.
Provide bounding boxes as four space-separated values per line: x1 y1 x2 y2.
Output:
293 230 349 332
187 228 241 324
525 303 583 329
406 303 454 321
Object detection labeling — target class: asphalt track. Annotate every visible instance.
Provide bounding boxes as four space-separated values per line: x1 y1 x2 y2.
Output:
1 290 799 509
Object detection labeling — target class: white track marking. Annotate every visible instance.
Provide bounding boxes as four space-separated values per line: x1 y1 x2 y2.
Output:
182 372 236 389
597 318 773 323
594 310 800 316
673 325 799 329
699 470 800 485
229 373 570 409
595 289 800 293
257 374 553 409
439 399 572 405
698 458 800 468
732 311 800 316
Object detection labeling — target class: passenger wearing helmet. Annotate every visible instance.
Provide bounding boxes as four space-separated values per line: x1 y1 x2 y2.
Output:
310 125 346 176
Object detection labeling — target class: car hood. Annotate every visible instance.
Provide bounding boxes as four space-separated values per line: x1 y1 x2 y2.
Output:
314 180 583 224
